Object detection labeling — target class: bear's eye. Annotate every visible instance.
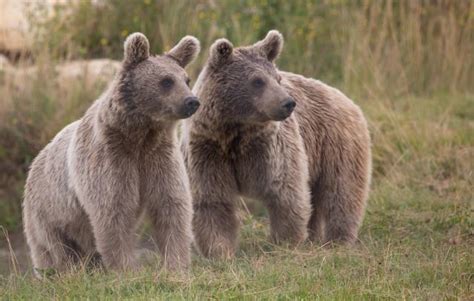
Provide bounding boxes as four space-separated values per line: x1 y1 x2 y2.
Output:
185 77 191 87
160 77 174 89
251 77 266 89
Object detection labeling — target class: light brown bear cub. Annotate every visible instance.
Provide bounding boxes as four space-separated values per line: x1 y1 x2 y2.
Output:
182 30 371 258
23 32 201 273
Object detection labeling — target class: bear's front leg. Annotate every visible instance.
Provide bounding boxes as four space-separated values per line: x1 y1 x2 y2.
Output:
245 133 312 247
146 171 193 271
77 159 140 272
141 149 193 271
87 193 140 271
149 198 193 271
193 201 239 259
186 141 240 259
261 171 312 246
264 190 311 246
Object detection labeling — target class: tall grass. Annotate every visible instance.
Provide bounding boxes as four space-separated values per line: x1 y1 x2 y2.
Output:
29 0 473 95
1 0 473 232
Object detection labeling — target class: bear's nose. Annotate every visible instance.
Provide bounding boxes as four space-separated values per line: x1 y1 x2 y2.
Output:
184 96 200 111
282 97 296 112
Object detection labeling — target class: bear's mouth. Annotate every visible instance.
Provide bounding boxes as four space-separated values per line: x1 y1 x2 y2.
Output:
178 104 200 118
271 108 294 121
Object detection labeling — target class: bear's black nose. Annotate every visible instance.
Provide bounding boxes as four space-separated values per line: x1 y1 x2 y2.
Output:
184 96 200 111
282 98 296 113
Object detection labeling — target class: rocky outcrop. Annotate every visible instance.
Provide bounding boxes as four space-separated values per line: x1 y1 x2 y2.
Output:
0 55 120 90
0 0 85 54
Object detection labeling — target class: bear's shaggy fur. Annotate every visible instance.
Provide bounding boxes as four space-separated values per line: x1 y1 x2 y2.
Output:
23 33 201 273
182 30 371 258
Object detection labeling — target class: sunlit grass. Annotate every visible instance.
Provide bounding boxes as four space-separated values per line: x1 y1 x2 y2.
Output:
1 187 472 299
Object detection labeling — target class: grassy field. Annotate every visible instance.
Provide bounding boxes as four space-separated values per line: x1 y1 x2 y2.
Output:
1 152 473 299
1 91 472 299
0 0 473 299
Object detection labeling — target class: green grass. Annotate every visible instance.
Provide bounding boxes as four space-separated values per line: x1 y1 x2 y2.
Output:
1 190 472 299
1 93 472 299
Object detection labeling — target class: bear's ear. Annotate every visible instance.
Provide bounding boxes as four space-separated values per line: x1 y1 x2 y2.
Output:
253 30 283 62
166 35 201 68
209 38 233 67
123 32 150 66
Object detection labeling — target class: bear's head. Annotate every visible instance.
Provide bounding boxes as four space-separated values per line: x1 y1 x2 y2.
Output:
194 30 295 124
118 32 201 121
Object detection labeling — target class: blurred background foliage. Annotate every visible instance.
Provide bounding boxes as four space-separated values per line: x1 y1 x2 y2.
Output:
0 0 473 231
27 0 473 96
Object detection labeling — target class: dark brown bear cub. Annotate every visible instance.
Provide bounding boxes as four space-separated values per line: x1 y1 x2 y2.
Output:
182 30 371 258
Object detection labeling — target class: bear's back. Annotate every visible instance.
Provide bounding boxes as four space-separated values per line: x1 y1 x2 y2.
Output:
279 71 369 181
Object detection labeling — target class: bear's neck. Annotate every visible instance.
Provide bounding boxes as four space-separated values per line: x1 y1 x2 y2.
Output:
189 94 281 147
193 116 280 149
96 90 177 148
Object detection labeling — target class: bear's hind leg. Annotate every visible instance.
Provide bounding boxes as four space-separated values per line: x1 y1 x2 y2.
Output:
317 160 369 245
29 228 82 275
47 229 84 270
29 242 53 273
323 193 362 245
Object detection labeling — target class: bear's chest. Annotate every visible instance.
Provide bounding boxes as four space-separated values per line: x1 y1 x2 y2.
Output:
228 136 284 198
136 147 178 200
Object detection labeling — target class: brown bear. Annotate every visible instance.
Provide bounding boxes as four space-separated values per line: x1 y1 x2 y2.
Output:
181 30 371 258
23 32 201 274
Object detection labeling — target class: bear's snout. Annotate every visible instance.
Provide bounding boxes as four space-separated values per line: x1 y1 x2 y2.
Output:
281 97 296 113
272 97 296 120
181 96 200 117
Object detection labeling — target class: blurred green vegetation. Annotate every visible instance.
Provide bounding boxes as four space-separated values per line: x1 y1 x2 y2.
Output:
29 0 473 95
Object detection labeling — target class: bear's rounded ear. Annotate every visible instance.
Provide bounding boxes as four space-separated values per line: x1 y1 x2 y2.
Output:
166 35 201 68
253 30 283 62
123 32 150 66
209 38 233 67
